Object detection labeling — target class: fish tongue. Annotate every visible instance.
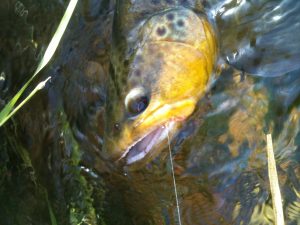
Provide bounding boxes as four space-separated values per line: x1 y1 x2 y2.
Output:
126 126 164 164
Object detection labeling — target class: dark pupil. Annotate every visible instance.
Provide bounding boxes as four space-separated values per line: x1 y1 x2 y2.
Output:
129 96 149 115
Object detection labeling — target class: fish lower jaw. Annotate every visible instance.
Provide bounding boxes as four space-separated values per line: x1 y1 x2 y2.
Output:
119 121 176 165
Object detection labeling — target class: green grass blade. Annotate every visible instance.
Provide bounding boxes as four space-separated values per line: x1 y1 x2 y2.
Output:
44 189 58 225
35 0 78 74
0 0 78 127
0 77 51 126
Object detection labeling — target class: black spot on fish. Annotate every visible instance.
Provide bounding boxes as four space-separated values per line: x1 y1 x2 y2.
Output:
166 13 174 21
177 19 185 27
156 26 166 36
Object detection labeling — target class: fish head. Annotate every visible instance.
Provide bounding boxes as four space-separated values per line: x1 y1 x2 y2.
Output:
104 8 217 168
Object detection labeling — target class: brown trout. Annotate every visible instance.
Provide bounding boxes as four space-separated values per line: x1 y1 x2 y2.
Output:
103 0 300 168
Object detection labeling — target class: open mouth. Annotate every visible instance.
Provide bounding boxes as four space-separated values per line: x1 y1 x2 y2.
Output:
119 121 176 165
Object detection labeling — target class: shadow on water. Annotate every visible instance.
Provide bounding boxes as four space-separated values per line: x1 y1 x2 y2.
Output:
0 0 300 225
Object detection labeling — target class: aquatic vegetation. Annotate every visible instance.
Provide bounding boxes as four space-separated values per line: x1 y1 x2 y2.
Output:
266 134 285 225
0 0 78 127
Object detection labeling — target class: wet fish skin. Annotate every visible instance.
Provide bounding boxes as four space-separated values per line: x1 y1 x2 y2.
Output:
104 1 217 166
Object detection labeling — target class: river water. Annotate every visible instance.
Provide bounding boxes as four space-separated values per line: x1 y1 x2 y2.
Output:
0 0 299 225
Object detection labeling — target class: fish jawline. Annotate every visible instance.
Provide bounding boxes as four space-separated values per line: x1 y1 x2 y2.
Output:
119 121 176 165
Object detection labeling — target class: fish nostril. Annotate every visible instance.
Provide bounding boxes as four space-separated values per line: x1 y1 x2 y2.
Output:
113 122 121 135
114 123 120 130
156 26 167 36
166 13 174 21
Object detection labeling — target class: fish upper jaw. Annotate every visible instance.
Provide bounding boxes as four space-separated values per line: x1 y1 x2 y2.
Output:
113 98 196 166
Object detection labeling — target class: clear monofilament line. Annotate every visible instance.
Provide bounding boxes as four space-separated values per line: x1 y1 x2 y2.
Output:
166 127 182 225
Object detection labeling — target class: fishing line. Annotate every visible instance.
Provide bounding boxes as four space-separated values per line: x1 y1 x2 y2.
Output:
167 126 182 225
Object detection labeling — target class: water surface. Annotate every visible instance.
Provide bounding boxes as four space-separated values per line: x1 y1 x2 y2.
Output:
0 0 299 225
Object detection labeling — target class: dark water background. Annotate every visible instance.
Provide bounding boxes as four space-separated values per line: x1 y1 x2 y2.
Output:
0 0 300 225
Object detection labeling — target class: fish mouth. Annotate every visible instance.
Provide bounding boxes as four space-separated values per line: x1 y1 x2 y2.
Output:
119 121 176 165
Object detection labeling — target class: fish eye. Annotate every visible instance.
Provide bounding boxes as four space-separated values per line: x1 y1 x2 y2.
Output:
125 87 150 116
